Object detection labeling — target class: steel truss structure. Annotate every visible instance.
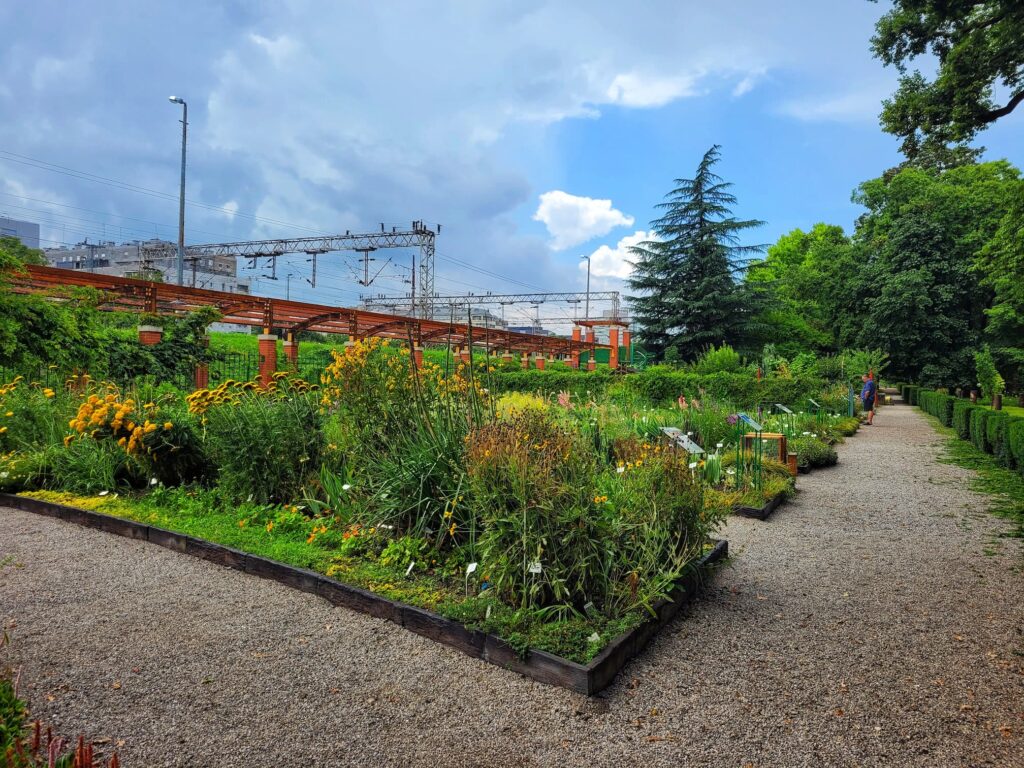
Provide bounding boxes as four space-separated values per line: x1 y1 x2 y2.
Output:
14 265 604 357
362 290 623 320
183 222 437 318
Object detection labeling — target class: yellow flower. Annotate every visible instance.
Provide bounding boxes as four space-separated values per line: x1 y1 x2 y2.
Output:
43 389 55 398
266 521 274 532
163 422 173 430
448 522 456 536
0 426 7 434
4 411 12 417
117 437 127 446
238 520 246 528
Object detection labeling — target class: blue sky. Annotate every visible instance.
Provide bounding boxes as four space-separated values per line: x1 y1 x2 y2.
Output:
1 0 1021 327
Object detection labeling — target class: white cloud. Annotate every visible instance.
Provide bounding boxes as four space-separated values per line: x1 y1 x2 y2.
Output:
534 191 634 250
778 82 893 122
582 230 653 280
605 72 700 108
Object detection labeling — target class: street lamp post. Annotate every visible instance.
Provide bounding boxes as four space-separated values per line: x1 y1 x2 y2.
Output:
580 254 591 321
168 96 187 286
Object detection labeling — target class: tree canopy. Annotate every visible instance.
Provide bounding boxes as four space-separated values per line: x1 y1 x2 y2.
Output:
872 0 1024 164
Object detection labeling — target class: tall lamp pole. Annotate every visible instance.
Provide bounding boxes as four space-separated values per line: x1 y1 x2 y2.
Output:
168 96 188 286
580 254 591 321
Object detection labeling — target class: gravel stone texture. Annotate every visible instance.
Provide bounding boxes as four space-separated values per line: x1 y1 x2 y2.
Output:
2 404 1023 767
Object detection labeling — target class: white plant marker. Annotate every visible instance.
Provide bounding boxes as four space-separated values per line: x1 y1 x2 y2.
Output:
406 561 415 576
466 562 478 575
528 561 542 574
588 632 601 643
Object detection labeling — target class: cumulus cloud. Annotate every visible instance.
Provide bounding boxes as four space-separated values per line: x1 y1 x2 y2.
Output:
582 230 653 280
534 191 634 250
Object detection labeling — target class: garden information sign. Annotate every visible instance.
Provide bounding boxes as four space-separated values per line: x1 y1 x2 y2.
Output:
660 427 705 456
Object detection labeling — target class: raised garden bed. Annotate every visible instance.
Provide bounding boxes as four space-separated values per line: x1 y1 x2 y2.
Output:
733 491 788 520
0 492 727 696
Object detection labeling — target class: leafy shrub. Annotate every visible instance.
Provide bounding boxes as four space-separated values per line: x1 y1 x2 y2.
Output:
788 435 838 470
690 344 744 375
204 388 324 504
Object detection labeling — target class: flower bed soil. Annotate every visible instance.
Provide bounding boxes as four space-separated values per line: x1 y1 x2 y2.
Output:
0 492 727 696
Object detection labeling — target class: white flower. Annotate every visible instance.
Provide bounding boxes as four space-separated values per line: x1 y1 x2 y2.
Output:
0 471 8 479
616 466 625 474
342 484 352 491
802 431 811 436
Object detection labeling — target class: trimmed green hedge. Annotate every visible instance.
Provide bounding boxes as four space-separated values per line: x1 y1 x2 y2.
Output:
969 408 991 453
1009 419 1024 471
918 390 955 426
916 389 1024 476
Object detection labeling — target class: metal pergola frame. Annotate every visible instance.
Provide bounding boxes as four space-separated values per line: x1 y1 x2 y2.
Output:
13 265 606 357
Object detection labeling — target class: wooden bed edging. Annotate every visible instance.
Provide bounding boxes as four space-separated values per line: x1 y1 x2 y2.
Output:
0 492 727 696
733 491 787 520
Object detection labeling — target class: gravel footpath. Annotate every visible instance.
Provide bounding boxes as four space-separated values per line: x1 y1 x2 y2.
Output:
2 404 1023 767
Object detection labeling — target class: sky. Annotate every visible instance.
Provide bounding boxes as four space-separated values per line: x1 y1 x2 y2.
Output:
1 0 1021 328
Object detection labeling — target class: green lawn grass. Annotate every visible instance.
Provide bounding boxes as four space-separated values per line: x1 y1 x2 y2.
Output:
923 415 1024 538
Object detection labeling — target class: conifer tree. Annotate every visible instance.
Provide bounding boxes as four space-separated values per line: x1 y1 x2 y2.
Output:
628 145 764 362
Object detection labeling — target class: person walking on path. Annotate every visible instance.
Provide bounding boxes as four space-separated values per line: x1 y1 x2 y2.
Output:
861 373 876 425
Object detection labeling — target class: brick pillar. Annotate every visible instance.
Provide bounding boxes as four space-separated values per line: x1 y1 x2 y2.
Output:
138 325 163 346
459 346 471 365
623 330 631 366
535 355 546 371
501 350 513 366
609 328 619 370
194 334 210 390
570 327 581 369
520 353 529 370
258 333 278 386
585 328 596 371
283 337 298 370
787 452 798 477
413 345 424 369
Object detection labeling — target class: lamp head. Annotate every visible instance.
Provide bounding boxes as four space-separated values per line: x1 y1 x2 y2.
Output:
168 96 185 104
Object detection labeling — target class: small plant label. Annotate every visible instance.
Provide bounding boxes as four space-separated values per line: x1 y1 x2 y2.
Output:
466 562 478 575
774 403 794 414
406 561 415 576
528 561 543 574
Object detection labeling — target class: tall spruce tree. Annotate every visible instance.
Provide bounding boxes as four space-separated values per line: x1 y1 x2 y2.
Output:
627 145 764 362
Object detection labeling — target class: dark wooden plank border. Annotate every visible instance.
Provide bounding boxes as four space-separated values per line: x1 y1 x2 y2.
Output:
0 492 726 696
733 491 787 520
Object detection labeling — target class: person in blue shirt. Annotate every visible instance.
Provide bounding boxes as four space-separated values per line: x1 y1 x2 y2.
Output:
861 374 876 425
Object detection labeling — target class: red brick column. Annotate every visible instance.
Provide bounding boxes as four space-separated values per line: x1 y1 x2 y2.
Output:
623 329 631 366
413 345 424 369
585 328 596 371
520 353 529 370
194 335 210 390
258 333 278 386
609 328 619 370
283 336 298 369
459 346 471 365
535 354 546 371
570 327 581 369
138 325 163 346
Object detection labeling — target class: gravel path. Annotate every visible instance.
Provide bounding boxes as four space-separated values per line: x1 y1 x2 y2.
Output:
2 404 1023 767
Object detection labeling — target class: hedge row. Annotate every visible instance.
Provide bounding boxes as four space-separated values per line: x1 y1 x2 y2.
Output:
916 389 1024 474
489 368 826 409
901 384 921 405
